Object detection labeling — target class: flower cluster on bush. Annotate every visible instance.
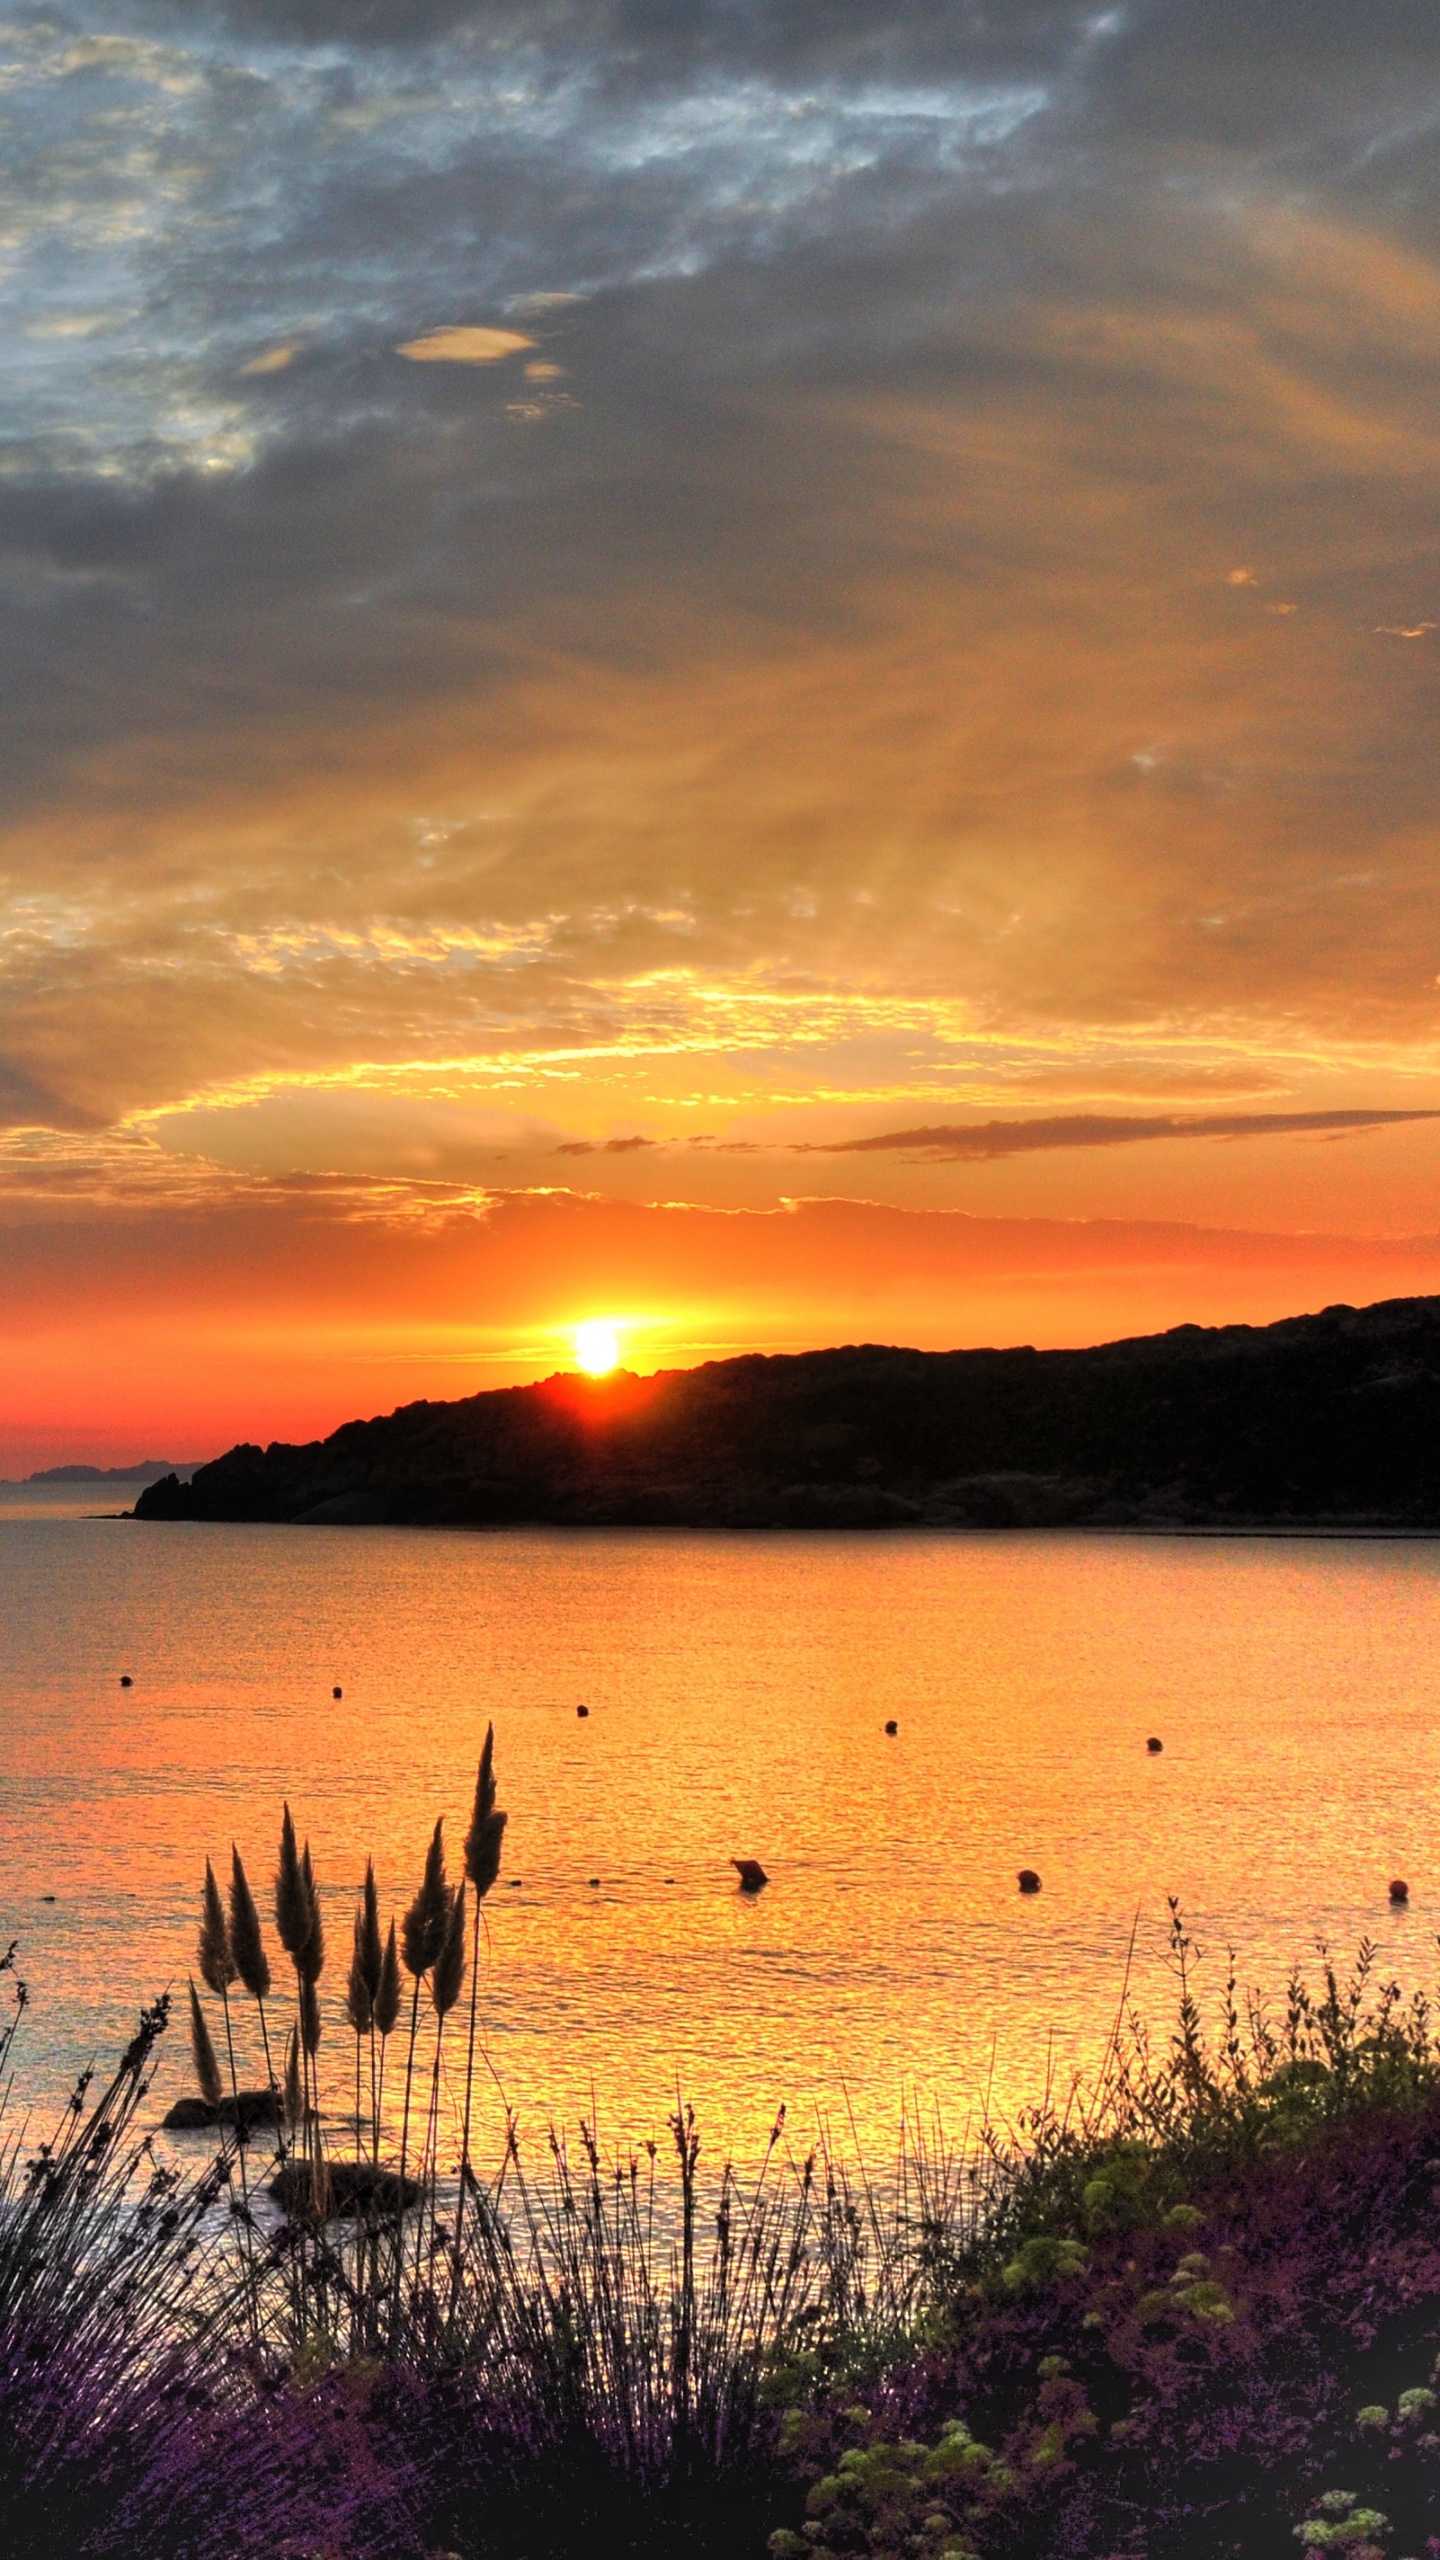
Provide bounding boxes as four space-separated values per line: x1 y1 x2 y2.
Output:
757 1913 1440 2560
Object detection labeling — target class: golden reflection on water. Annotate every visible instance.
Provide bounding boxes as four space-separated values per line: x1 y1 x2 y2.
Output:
1 1522 1437 2168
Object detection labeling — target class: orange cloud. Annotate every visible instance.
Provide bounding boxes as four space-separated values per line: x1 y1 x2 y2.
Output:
395 326 535 363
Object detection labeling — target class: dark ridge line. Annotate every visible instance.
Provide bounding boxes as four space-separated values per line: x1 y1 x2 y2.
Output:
133 1292 1440 1534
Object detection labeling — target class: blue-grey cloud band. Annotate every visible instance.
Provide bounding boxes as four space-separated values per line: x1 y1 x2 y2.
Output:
799 1110 1440 1160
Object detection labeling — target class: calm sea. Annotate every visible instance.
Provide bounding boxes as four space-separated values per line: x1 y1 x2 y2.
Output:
1 1508 1436 2167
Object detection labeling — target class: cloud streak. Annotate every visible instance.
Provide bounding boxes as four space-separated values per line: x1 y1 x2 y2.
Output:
803 1111 1440 1161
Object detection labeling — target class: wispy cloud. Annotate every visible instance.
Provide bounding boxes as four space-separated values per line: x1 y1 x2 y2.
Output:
803 1111 1440 1161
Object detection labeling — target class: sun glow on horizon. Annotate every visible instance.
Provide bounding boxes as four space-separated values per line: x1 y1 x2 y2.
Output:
573 1319 621 1375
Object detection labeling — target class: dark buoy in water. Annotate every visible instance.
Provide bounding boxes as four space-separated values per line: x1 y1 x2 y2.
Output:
1390 1877 1410 1904
1017 1869 1042 1895
40 1893 55 1903
884 1719 898 1736
732 1858 768 1893
588 1876 600 1887
333 1685 342 1700
576 1703 589 1718
508 1877 523 1887
119 1674 133 1688
1146 1736 1163 1754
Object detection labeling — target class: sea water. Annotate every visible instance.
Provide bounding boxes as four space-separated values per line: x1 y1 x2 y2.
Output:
0 1517 1435 2167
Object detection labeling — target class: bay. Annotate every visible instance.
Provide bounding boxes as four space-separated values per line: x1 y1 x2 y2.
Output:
0 1519 1434 2167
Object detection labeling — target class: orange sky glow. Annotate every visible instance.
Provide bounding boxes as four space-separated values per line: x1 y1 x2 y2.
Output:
4 6 1440 1470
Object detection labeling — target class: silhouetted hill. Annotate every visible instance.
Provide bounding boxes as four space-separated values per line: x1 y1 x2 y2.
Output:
131 1296 1440 1533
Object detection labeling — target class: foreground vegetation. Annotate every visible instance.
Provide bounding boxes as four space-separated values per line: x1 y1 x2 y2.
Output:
5 1738 1440 2560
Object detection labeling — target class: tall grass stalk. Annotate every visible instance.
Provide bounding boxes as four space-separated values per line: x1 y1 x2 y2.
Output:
456 1725 506 2285
0 1970 248 2554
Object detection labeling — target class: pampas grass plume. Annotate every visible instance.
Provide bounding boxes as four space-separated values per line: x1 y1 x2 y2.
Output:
375 1919 401 2036
431 1884 467 2019
402 1820 449 1978
298 1843 324 1985
276 1805 308 1968
359 1858 383 2006
228 1845 271 2001
299 1973 321 2060
346 1906 373 2037
198 1858 236 1997
188 1977 223 2109
463 1724 507 1901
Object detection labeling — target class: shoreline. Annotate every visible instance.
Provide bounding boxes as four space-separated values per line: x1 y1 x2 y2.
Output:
117 1511 1440 1540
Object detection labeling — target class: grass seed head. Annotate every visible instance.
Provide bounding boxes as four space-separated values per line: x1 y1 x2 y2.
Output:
228 1844 271 2001
376 1918 402 2036
359 1857 383 2006
346 1905 374 2037
432 1883 467 2018
402 1818 450 1978
464 1725 507 1900
198 1858 236 1997
276 1804 308 1970
298 1843 324 1984
188 1977 223 2108
299 1972 322 2060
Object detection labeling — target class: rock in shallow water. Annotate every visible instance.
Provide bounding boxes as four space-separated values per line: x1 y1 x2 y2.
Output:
162 2086 284 2132
269 2160 421 2220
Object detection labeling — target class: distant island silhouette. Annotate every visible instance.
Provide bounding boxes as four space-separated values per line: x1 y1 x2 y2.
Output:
132 1296 1440 1533
21 1460 200 1486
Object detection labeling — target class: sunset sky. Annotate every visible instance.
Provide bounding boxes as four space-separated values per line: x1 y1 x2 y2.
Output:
6 1 1440 1469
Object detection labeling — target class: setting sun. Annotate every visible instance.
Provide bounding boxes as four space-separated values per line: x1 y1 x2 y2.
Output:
573 1320 621 1376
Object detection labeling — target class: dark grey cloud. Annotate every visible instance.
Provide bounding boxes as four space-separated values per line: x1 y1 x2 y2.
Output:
556 1134 657 1153
806 1111 1440 1161
135 2 1098 79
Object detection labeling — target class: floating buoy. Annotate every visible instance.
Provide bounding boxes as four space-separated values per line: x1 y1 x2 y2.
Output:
119 1675 133 1688
333 1685 342 1700
1017 1869 1042 1895
884 1719 898 1736
40 1893 55 1904
732 1858 769 1893
664 1876 675 1884
576 1704 589 1718
1146 1736 1163 1753
1389 1877 1410 1904
588 1876 600 1887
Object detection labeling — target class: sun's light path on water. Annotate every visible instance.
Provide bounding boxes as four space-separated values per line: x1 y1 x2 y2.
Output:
574 1320 621 1376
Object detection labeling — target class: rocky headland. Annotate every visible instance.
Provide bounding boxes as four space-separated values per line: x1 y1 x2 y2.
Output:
132 1293 1440 1532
